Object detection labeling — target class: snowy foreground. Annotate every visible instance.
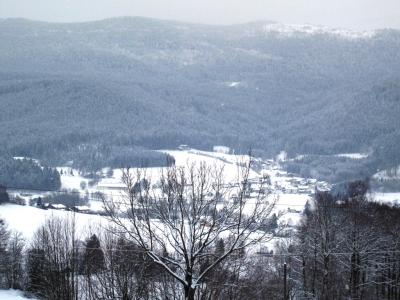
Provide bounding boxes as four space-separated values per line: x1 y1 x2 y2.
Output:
2 148 398 245
0 290 36 300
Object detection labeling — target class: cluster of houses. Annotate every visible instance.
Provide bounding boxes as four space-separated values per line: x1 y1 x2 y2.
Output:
34 198 108 215
3 147 332 220
250 160 331 196
31 196 91 213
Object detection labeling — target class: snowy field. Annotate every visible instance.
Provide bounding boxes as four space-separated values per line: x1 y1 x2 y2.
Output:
54 149 320 196
371 192 400 205
2 149 317 243
4 148 399 252
0 204 106 240
0 289 36 300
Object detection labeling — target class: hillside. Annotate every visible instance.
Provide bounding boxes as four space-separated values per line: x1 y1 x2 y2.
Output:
1 17 400 177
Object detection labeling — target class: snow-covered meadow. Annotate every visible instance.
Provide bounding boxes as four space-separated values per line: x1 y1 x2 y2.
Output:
2 148 322 242
0 204 106 240
5 148 399 244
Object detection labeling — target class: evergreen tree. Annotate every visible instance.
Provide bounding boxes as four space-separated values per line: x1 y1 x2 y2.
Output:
0 185 9 205
268 213 279 231
215 238 225 257
26 248 47 297
84 234 104 274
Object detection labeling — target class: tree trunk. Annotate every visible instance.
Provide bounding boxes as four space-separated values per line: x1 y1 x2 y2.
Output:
185 286 196 300
322 254 330 300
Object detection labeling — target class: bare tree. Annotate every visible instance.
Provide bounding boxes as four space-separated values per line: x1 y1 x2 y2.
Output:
6 231 25 289
296 191 345 300
27 216 79 300
294 181 400 300
104 158 276 299
0 218 10 288
82 227 172 300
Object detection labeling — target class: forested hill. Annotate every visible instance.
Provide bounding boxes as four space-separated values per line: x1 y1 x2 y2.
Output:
1 17 400 173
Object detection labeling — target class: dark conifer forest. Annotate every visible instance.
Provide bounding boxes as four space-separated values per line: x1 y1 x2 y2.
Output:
1 18 400 182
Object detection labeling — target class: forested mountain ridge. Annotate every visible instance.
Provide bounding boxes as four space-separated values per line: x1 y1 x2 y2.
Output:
1 17 400 178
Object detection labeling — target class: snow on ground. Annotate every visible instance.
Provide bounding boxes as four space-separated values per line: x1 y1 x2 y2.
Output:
6 148 400 260
56 148 322 201
160 149 257 182
370 192 400 205
336 153 369 160
94 148 256 199
43 149 318 226
13 157 41 165
274 194 310 211
57 167 90 191
4 149 321 241
89 200 107 212
373 165 400 180
279 212 303 227
0 289 36 300
226 81 241 87
0 204 106 240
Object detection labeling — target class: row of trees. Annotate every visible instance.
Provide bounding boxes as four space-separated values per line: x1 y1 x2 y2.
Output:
288 181 400 299
0 216 285 300
0 157 61 191
0 219 25 290
0 185 9 205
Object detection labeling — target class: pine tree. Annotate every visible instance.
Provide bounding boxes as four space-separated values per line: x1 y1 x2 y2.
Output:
215 238 225 257
26 248 47 296
84 234 104 274
0 185 9 205
269 213 279 231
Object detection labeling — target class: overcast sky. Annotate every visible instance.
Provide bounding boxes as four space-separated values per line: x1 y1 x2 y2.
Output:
1 0 399 30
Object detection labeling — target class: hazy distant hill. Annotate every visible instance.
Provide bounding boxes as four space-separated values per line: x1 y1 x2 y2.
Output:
1 17 400 177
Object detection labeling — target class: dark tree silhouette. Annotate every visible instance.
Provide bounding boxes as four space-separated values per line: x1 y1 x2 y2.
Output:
84 234 104 274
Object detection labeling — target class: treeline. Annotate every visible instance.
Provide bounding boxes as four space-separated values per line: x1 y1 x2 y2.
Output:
0 217 283 299
0 148 174 191
284 131 400 185
0 157 61 191
38 190 90 207
9 141 176 173
67 145 176 173
284 155 374 184
288 181 400 299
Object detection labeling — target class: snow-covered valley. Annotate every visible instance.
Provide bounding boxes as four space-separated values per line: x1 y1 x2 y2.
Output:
2 148 330 237
4 148 398 243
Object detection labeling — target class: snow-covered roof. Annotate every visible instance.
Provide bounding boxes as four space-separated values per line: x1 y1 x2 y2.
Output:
52 204 67 209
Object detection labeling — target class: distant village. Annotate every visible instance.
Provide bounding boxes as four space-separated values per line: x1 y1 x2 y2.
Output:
6 146 331 217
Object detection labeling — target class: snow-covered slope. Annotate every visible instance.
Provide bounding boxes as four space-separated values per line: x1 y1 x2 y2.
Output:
2 148 325 240
373 165 400 180
0 204 106 240
264 23 376 39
